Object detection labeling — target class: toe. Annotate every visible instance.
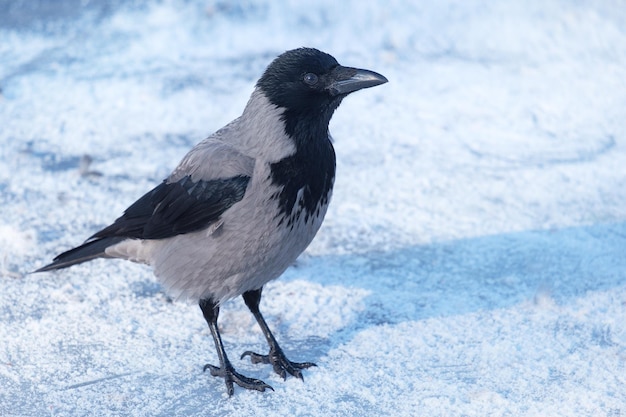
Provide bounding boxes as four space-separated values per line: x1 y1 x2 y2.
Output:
241 351 270 364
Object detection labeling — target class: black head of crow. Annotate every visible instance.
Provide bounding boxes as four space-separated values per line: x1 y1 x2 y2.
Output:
258 47 387 143
36 47 387 396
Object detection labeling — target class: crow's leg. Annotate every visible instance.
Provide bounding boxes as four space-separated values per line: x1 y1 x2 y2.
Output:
199 298 273 395
240 288 316 380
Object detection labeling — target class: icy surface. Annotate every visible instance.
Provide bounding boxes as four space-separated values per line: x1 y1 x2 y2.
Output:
2 0 626 415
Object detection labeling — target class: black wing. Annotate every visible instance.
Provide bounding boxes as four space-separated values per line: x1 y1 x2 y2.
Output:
91 174 250 240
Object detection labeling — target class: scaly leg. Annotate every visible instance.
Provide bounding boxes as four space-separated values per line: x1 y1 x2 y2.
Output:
240 288 316 380
199 298 273 395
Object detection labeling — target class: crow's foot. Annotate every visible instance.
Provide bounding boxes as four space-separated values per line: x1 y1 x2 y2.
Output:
203 363 273 396
240 348 316 380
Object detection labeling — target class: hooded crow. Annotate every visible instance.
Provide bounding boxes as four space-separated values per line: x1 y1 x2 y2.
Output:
36 47 387 395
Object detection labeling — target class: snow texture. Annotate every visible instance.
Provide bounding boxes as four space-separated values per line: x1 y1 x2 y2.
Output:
1 0 626 415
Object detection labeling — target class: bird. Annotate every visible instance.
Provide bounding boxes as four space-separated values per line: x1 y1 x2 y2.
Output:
36 47 387 395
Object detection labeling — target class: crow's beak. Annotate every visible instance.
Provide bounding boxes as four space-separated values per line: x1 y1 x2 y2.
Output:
327 66 388 96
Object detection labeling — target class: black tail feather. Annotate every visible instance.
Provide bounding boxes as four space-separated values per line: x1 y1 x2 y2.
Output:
34 237 126 273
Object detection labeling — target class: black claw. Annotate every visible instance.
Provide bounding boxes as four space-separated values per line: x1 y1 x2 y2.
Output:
240 349 316 380
203 363 221 376
203 362 273 395
241 350 268 364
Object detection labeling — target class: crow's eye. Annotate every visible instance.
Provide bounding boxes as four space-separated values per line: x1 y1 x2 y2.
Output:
303 73 319 86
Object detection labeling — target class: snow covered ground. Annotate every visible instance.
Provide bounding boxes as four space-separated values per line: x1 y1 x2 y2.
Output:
1 0 626 415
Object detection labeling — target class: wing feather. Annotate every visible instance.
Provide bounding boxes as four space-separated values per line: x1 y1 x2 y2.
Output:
91 175 250 240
